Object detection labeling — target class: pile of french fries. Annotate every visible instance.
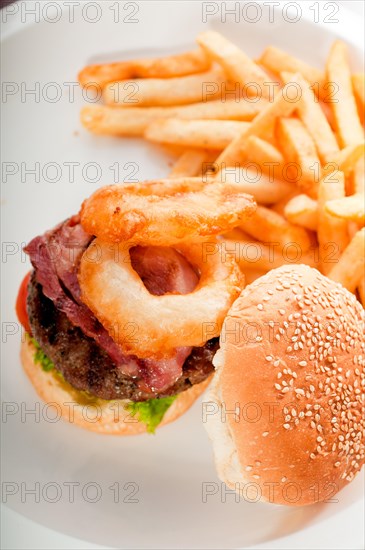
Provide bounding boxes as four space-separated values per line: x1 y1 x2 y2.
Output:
79 31 365 306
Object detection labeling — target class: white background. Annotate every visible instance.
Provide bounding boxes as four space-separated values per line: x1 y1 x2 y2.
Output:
1 1 364 549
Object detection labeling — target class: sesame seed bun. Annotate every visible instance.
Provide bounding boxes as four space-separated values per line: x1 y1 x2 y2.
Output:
21 338 211 435
204 265 364 506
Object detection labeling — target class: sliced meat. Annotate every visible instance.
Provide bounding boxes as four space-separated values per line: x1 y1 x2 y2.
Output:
28 274 217 401
130 245 199 295
50 215 92 303
24 216 130 369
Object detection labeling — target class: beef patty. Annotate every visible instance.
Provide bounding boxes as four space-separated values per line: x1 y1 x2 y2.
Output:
27 273 218 401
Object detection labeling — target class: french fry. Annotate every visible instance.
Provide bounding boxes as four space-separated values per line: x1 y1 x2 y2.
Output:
271 190 300 216
276 116 320 197
214 168 293 204
197 31 269 97
284 194 319 231
259 46 325 96
348 221 361 239
353 156 365 195
103 67 226 107
81 99 266 137
78 49 211 88
145 119 250 149
319 99 336 131
223 238 317 272
326 41 364 147
352 74 365 105
147 122 284 160
325 194 365 224
280 71 339 164
324 142 365 177
239 205 312 252
352 73 365 124
318 171 349 275
168 150 214 178
216 78 299 167
324 142 365 196
322 143 365 195
328 228 365 292
240 135 284 167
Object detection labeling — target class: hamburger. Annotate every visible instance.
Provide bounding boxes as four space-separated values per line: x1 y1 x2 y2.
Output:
17 214 230 434
204 264 365 505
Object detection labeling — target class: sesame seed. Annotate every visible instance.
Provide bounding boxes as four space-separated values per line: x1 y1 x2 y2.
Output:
283 424 290 430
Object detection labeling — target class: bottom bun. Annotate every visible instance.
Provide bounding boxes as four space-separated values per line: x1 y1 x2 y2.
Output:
21 339 211 435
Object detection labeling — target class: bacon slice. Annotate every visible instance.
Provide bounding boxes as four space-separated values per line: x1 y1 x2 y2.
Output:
130 245 199 295
25 217 198 392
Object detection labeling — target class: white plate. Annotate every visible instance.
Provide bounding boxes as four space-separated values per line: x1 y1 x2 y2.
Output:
1 2 364 549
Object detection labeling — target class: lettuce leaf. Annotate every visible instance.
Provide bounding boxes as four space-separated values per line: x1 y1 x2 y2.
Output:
28 335 177 432
30 337 55 372
126 396 177 434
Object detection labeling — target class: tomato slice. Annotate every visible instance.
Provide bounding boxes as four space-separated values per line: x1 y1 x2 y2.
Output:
16 271 32 335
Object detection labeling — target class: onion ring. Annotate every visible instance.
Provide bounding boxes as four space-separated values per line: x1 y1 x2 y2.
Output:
78 237 243 358
80 177 256 245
